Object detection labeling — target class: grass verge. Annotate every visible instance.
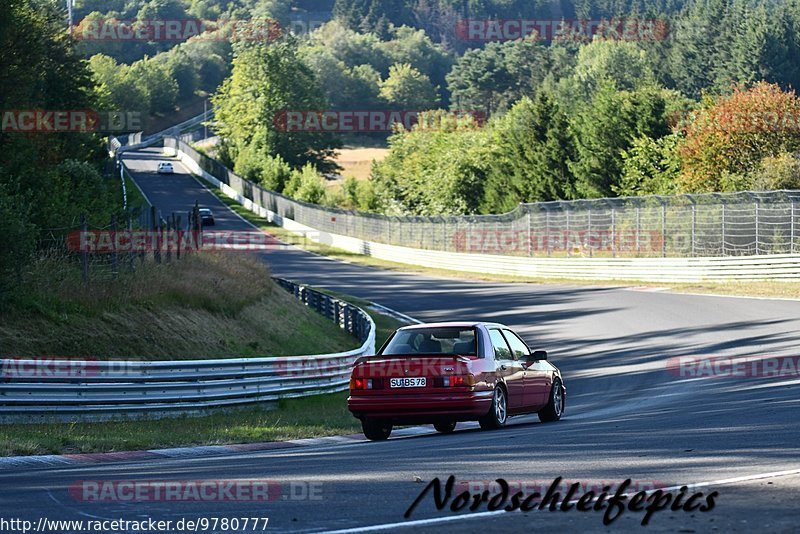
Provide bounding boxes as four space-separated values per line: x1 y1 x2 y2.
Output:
0 252 358 359
207 187 800 300
0 393 358 456
0 300 408 456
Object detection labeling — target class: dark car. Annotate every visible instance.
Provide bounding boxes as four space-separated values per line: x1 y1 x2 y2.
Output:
198 208 215 226
348 322 565 440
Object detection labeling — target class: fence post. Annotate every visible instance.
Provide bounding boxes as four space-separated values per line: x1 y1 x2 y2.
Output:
127 214 135 272
80 213 89 285
175 214 181 260
721 203 726 255
566 209 571 256
527 211 532 257
111 214 119 277
661 200 667 258
611 207 616 258
635 206 641 256
789 200 794 254
587 209 593 258
152 206 161 264
545 209 551 257
691 203 696 257
754 199 760 255
165 217 171 263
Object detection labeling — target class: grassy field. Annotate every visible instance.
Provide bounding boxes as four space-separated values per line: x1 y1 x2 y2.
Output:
329 146 389 185
0 253 358 359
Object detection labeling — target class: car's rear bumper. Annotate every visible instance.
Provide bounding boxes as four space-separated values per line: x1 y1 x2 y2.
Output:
348 390 493 423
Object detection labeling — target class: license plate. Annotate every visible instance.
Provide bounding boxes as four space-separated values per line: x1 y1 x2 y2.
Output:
390 377 426 388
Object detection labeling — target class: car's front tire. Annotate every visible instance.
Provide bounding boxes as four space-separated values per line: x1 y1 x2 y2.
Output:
538 379 564 423
479 386 508 430
362 418 392 440
433 421 457 433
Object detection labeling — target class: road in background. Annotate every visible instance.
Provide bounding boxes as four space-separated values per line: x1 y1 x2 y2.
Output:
2 148 796 533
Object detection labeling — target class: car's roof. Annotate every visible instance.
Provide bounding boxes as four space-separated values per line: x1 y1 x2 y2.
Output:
199 208 212 212
159 162 172 165
397 321 507 331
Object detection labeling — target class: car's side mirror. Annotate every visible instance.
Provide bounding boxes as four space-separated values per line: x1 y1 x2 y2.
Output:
527 350 547 362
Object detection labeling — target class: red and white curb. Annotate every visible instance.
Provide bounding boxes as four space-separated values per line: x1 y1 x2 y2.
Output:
0 425 449 471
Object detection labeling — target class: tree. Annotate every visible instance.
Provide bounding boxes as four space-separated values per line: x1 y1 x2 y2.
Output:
569 83 670 198
677 82 800 192
379 63 439 109
616 133 682 196
370 111 491 215
213 37 341 173
284 164 328 203
446 38 549 116
483 92 577 212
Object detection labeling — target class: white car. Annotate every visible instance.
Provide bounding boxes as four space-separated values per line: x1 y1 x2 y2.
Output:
157 162 174 174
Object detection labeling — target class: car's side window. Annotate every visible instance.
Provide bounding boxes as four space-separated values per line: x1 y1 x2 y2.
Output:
489 329 513 360
502 330 530 361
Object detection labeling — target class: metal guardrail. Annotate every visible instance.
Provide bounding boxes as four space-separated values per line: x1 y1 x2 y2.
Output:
0 278 375 421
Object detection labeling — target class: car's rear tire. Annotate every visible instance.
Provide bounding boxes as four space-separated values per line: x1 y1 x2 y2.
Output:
538 379 564 423
479 386 508 430
362 418 392 440
433 421 457 433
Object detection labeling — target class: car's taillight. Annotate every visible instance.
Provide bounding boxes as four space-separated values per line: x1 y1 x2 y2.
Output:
436 374 475 387
350 377 382 390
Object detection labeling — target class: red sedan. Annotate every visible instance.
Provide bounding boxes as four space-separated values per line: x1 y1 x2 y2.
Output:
348 322 566 440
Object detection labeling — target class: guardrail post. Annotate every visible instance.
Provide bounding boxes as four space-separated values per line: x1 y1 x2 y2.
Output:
635 206 641 256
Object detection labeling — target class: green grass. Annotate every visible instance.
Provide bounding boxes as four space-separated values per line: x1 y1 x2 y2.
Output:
0 392 360 456
0 252 359 359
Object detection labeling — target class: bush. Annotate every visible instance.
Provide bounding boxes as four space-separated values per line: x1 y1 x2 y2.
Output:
284 164 327 204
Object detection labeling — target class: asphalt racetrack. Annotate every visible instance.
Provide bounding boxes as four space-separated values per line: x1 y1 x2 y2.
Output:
2 147 797 533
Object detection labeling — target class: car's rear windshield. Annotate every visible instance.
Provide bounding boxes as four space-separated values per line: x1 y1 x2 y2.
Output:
381 327 477 356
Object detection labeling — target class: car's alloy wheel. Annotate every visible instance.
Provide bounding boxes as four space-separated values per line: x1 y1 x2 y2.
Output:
538 379 564 423
433 421 457 433
479 386 508 430
362 418 392 440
